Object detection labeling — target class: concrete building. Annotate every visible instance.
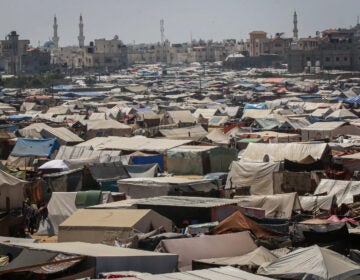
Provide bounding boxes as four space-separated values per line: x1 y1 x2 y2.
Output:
0 31 30 74
288 24 360 73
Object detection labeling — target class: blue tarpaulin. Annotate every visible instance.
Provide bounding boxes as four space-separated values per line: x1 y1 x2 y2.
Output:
131 154 164 172
338 96 360 103
8 115 33 121
243 103 268 111
11 138 59 157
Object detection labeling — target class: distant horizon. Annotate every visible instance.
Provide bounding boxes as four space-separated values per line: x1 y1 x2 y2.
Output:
1 0 360 47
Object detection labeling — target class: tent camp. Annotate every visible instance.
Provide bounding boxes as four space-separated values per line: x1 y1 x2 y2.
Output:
0 169 28 209
226 161 280 195
241 142 328 162
158 231 257 271
58 208 173 243
258 245 360 280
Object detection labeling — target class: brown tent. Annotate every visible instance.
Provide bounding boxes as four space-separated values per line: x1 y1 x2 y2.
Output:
213 211 284 239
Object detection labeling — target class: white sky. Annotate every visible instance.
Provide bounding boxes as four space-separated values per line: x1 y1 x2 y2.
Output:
1 0 360 46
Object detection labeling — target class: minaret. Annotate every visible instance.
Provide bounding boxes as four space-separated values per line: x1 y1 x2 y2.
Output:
293 11 298 40
78 14 85 47
52 15 59 47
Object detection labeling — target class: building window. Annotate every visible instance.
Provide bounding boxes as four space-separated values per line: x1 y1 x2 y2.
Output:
344 57 348 61
336 57 340 61
325 57 330 62
306 57 310 61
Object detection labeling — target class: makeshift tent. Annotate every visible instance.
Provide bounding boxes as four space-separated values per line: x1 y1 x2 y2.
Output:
242 142 328 162
36 191 115 236
86 120 132 138
118 177 219 199
129 152 164 172
10 138 59 158
132 196 241 227
124 163 159 178
234 193 301 219
158 231 257 271
293 219 349 254
159 125 208 140
193 246 278 272
314 179 360 205
167 145 237 175
0 169 28 209
58 209 173 244
1 242 178 275
226 161 280 195
108 266 274 279
213 211 283 239
258 245 360 280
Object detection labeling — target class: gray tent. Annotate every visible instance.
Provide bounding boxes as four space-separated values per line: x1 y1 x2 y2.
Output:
258 245 360 280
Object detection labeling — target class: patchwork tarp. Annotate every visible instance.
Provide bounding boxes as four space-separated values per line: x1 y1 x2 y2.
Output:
226 161 280 195
258 245 360 280
11 138 59 158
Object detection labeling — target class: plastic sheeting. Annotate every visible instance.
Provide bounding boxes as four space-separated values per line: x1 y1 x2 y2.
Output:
124 163 159 178
314 179 360 205
131 154 164 172
258 245 360 280
213 211 283 239
0 169 28 209
159 232 257 272
11 138 59 158
226 161 280 195
235 193 301 219
242 143 328 162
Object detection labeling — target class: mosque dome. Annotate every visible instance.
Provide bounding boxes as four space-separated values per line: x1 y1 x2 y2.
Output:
43 40 56 48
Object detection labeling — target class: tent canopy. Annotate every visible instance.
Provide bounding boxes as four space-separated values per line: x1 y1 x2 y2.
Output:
11 138 59 158
258 245 360 280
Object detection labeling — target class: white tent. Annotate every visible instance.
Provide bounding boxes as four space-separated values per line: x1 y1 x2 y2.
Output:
226 161 280 195
0 170 27 209
258 245 360 280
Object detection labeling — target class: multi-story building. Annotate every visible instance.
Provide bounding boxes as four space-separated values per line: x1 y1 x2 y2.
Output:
288 25 360 73
0 31 30 74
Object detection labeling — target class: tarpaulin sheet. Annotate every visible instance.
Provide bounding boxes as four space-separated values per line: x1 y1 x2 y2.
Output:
11 138 59 157
226 161 280 195
124 163 159 178
213 211 284 239
131 154 164 172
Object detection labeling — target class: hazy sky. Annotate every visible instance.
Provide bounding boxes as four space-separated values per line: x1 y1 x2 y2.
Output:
1 0 360 47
